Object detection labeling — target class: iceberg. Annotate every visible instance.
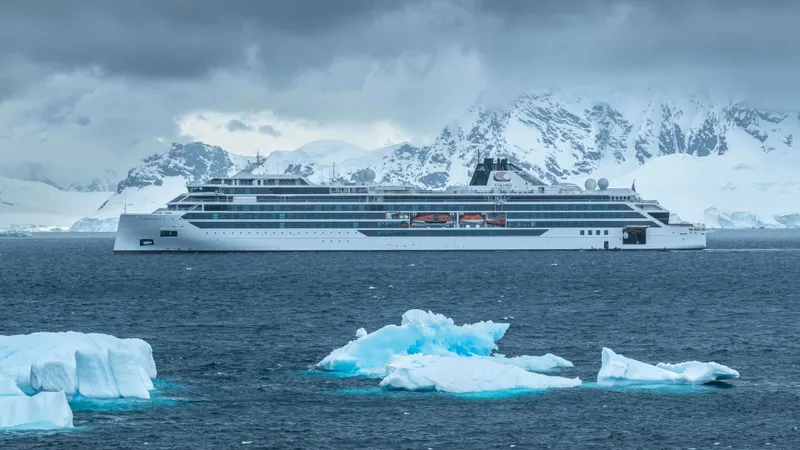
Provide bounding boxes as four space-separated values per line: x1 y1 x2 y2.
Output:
317 309 575 394
597 348 739 387
380 355 581 393
0 332 157 399
0 392 73 429
318 310 510 376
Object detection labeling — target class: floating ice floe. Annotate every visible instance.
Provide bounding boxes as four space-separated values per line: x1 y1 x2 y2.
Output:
597 348 739 387
0 391 73 429
317 310 577 392
0 332 157 400
380 355 581 393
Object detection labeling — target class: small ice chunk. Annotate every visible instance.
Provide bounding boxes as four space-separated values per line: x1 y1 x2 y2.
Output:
355 328 368 339
0 374 24 396
0 391 73 429
380 355 581 393
76 350 121 398
30 361 77 398
597 348 739 386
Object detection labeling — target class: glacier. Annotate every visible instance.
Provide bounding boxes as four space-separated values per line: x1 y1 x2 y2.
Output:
704 207 800 229
379 355 581 393
317 310 578 393
0 332 157 399
597 348 739 387
0 175 109 232
0 391 73 430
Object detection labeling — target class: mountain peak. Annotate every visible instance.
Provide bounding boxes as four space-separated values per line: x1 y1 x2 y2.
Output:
116 141 236 193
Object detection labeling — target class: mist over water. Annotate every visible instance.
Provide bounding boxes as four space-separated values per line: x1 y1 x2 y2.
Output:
1 230 799 448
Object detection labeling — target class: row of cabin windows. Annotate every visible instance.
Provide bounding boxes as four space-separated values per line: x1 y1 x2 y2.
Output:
183 212 390 220
185 191 618 202
189 221 406 229
508 221 659 228
194 203 634 212
358 229 547 237
187 220 656 229
580 230 609 236
507 212 644 219
160 230 178 237
180 211 643 220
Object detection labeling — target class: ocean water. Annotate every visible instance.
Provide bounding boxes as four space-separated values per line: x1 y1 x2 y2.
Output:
1 230 799 449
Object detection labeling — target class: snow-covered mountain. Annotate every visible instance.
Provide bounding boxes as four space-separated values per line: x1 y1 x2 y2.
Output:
0 176 110 231
0 162 118 192
51 89 800 231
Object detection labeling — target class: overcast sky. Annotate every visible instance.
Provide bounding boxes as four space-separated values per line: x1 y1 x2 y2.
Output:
0 0 798 179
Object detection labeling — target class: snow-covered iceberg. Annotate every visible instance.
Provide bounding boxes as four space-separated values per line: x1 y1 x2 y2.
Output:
317 310 572 377
597 348 739 387
0 332 157 399
380 355 581 393
0 391 73 429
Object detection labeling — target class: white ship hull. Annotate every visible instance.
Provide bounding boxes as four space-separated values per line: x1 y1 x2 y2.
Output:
113 213 706 252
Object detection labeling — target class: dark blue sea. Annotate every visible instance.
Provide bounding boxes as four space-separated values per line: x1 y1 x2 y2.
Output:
1 231 799 449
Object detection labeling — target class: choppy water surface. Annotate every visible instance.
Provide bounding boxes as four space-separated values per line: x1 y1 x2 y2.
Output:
1 230 799 449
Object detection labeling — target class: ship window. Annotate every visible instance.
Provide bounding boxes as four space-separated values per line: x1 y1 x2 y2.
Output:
160 230 178 237
139 239 154 246
596 230 600 235
604 230 608 235
588 230 592 235
580 230 584 235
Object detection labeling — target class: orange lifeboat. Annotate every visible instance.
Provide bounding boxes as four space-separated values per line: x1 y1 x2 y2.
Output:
411 214 454 226
459 214 485 225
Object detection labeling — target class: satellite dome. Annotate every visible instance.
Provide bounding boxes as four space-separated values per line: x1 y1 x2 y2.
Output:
598 178 609 190
584 178 597 190
362 168 376 183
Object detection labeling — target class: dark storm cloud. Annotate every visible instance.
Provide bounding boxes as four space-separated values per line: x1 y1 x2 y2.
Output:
0 0 800 97
1 0 797 94
258 125 282 137
225 119 252 132
0 0 418 81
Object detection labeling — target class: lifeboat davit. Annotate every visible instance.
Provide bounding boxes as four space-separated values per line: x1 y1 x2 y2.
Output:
460 214 485 225
411 214 454 226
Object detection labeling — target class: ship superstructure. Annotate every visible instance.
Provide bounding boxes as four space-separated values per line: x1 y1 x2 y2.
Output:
114 157 705 252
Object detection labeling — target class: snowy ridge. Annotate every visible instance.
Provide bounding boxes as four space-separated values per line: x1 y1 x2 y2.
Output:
704 208 800 229
0 176 109 232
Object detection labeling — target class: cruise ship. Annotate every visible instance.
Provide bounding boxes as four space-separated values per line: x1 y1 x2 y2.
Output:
113 157 706 252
